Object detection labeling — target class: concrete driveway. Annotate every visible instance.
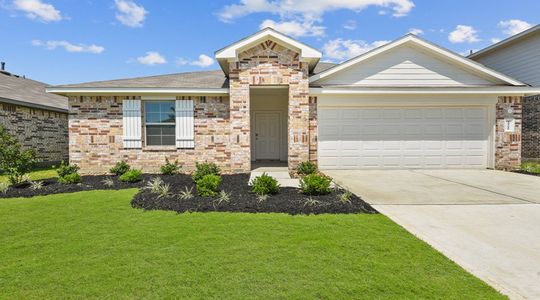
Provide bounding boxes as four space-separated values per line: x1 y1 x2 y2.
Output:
326 169 540 300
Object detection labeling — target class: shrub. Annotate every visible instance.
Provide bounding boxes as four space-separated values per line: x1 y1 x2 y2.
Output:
58 173 81 184
299 174 332 195
0 126 38 185
110 161 130 176
30 180 44 190
297 161 317 176
196 174 221 197
250 173 280 195
520 162 540 174
213 190 231 208
145 177 164 193
192 162 220 182
57 161 79 178
160 159 180 175
338 189 352 203
0 182 9 194
102 177 115 187
119 169 142 183
179 186 194 200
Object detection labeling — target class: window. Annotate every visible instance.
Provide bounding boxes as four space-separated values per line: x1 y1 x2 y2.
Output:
145 101 175 146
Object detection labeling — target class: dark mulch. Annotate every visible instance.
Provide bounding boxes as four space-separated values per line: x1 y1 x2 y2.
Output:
0 175 153 199
131 174 377 215
512 170 540 177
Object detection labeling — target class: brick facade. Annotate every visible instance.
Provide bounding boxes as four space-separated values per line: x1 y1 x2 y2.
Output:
522 95 540 160
69 95 231 174
0 101 68 166
229 40 311 172
495 96 523 170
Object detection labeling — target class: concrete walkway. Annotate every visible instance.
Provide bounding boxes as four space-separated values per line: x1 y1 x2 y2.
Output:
326 169 540 300
249 163 299 187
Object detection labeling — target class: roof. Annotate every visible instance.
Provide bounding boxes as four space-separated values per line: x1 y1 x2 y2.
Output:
0 71 67 112
309 34 526 86
468 24 540 59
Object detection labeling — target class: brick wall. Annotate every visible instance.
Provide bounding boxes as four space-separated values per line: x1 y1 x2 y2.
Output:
308 96 318 164
0 101 68 166
495 96 522 169
69 95 231 174
522 95 540 160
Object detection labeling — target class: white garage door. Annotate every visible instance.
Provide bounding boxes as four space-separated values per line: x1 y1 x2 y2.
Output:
318 107 489 169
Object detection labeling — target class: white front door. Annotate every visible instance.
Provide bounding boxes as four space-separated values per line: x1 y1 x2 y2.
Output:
254 112 280 160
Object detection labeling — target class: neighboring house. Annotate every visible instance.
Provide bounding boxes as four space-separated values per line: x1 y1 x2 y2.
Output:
0 63 68 166
47 28 540 174
469 25 540 160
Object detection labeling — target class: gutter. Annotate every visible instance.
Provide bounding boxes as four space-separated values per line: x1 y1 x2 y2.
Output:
309 86 540 96
46 87 230 96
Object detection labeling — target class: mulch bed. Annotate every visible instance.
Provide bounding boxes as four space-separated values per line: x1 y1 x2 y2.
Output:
131 174 377 215
1 173 377 215
512 170 540 177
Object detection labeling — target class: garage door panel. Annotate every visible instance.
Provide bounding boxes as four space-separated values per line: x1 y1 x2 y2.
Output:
319 107 489 169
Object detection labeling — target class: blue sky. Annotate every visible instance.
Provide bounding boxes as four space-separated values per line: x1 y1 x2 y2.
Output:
0 0 538 85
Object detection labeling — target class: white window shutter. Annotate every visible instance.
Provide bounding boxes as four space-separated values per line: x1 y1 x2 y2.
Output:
176 99 194 148
122 99 142 148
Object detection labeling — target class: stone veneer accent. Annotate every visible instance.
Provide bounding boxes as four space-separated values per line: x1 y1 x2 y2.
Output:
69 95 230 174
495 96 523 169
228 40 311 172
522 95 540 160
0 101 68 166
308 96 318 164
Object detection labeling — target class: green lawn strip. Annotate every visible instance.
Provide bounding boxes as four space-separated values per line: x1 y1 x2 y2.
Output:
0 167 58 183
0 190 504 299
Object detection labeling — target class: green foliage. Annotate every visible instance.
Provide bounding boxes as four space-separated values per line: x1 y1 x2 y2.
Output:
0 126 38 185
0 181 9 194
196 174 221 197
299 174 332 195
57 161 80 178
338 189 352 203
192 162 220 182
520 162 540 174
102 177 115 187
250 173 280 195
213 190 231 208
179 186 194 200
30 181 44 190
119 169 142 183
145 177 172 197
58 173 81 185
296 161 318 176
110 161 131 176
160 159 181 175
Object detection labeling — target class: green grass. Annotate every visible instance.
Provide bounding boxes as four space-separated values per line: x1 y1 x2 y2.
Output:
520 161 540 174
0 167 58 183
0 190 504 299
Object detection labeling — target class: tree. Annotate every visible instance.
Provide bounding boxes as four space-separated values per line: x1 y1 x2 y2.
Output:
0 126 37 185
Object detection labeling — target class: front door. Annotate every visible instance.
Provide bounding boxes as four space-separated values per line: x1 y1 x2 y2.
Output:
254 112 280 160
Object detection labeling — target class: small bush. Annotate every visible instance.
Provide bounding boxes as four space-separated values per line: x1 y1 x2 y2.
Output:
102 177 115 187
213 190 231 208
256 194 268 203
520 162 540 174
58 173 81 184
145 177 164 193
196 174 221 197
179 186 194 200
0 182 9 194
250 173 280 195
161 159 180 175
303 197 321 207
119 169 142 183
30 180 44 190
297 161 317 176
299 174 332 195
110 161 130 176
338 189 352 203
57 161 79 178
192 162 220 182
0 126 38 185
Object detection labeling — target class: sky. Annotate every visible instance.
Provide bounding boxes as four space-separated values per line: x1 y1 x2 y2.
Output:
0 0 538 85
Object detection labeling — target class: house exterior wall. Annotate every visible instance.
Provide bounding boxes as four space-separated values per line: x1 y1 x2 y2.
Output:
228 40 311 173
495 96 523 169
523 95 540 160
0 101 68 166
68 95 230 174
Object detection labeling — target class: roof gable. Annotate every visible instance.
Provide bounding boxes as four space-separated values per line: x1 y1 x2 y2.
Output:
469 24 540 59
311 35 525 86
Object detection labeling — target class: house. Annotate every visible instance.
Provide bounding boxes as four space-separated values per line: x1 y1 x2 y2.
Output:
469 25 540 161
47 28 540 174
0 63 68 166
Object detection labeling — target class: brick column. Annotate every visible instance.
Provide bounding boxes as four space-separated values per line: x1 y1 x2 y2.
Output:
495 96 522 170
308 96 318 164
288 69 310 172
228 65 251 173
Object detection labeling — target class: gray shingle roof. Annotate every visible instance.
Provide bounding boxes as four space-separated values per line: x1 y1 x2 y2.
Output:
0 72 67 112
51 62 337 89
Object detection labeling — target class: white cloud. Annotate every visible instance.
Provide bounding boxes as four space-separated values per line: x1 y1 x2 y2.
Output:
13 0 62 22
408 28 423 35
343 20 357 30
260 19 325 37
498 19 532 36
176 54 215 68
448 25 480 43
137 51 166 65
323 38 390 61
490 38 502 44
32 40 104 53
114 0 147 28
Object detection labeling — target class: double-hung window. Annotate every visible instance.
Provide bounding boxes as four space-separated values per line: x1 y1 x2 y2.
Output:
145 101 176 146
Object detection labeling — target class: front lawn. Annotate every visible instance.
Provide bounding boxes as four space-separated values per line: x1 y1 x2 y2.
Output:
0 190 504 299
0 167 57 183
